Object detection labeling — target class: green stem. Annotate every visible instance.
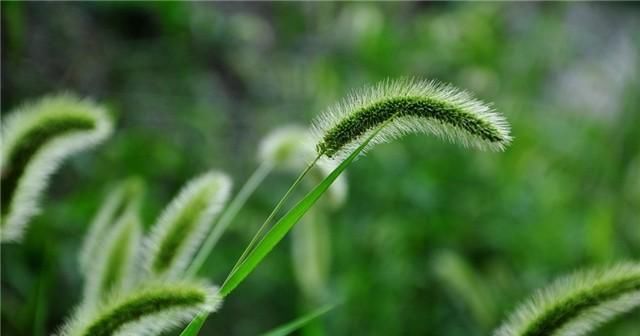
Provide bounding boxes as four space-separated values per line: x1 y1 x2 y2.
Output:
223 153 322 285
186 161 274 277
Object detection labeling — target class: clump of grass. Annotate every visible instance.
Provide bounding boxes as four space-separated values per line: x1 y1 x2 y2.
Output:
59 281 220 336
0 94 112 242
4 81 515 336
494 263 640 336
311 78 511 160
79 177 145 274
144 171 231 279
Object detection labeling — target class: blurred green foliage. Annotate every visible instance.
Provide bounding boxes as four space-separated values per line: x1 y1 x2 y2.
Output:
1 2 639 335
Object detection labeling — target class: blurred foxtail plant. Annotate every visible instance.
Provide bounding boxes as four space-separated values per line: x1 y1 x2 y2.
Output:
1 94 112 242
494 263 640 336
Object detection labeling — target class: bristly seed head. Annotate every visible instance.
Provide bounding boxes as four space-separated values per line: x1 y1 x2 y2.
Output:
143 171 232 279
494 262 640 336
1 93 112 242
59 280 221 336
311 78 512 161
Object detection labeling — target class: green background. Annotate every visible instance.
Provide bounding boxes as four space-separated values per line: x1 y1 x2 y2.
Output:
2 2 639 335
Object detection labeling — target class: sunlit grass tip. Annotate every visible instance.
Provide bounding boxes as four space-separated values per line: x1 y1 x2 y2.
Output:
83 212 142 307
79 177 145 274
311 78 512 161
259 125 347 208
144 171 232 279
1 93 112 242
494 262 640 336
59 280 221 336
258 125 315 170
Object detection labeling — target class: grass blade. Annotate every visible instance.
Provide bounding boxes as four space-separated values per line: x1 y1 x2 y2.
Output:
178 313 207 336
261 302 338 336
220 121 385 297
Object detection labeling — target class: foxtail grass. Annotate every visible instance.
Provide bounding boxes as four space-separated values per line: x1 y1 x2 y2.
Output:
60 281 220 336
1 94 112 242
144 171 231 279
311 78 511 160
494 262 640 336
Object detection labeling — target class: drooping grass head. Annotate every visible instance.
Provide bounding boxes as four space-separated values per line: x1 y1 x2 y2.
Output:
1 94 112 242
495 263 640 336
60 280 221 336
311 78 512 161
144 171 232 279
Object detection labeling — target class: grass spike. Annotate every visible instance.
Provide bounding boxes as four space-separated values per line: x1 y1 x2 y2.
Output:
59 280 221 336
494 262 640 336
79 177 145 274
144 171 231 279
83 212 142 307
0 93 112 242
311 78 512 161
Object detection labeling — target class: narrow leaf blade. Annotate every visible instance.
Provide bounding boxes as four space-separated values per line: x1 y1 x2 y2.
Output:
220 138 363 297
178 313 207 336
261 302 338 336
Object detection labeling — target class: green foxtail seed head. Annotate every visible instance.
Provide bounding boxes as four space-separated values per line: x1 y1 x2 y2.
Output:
83 212 142 307
494 262 640 336
59 280 221 336
143 171 231 279
259 125 347 208
0 94 112 242
79 177 145 274
311 78 512 161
